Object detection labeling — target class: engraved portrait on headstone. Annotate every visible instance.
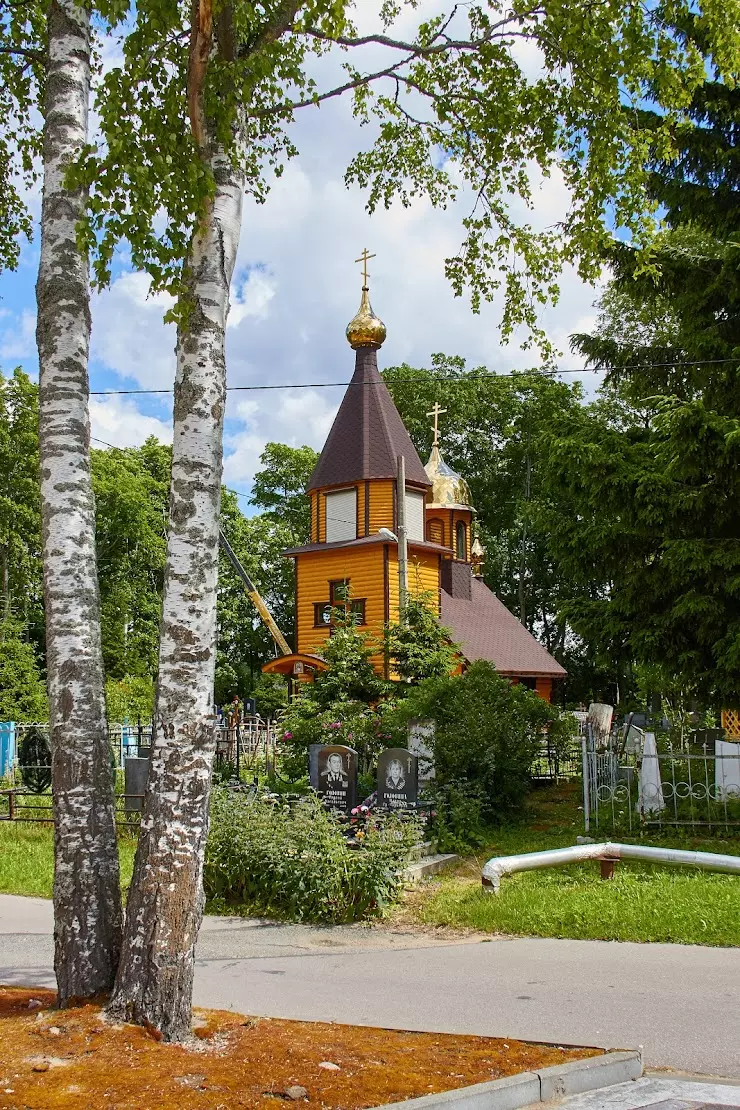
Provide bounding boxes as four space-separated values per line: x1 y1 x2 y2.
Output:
377 748 418 810
316 745 357 811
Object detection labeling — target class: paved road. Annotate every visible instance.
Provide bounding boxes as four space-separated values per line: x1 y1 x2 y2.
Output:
2 895 738 1079
534 1076 740 1109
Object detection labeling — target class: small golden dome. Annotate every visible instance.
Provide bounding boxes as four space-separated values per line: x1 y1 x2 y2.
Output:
346 287 387 349
425 444 473 509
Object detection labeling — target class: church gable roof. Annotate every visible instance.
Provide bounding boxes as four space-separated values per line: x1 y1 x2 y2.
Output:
307 347 431 492
441 578 567 678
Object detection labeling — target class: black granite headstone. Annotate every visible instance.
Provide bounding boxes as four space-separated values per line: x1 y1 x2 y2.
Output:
316 745 357 811
124 756 149 814
377 748 418 810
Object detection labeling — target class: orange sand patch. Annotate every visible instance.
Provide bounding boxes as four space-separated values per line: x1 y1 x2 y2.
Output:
0 987 601 1110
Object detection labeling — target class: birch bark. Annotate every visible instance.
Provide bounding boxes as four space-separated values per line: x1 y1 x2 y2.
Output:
108 137 243 1041
36 0 122 1003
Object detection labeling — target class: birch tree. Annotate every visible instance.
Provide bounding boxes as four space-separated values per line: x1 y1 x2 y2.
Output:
76 0 739 1040
36 0 122 1003
103 0 325 1041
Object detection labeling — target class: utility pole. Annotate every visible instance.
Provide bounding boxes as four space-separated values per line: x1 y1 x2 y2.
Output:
396 454 408 615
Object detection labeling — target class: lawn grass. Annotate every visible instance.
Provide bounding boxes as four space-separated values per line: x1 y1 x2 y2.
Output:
418 863 740 945
0 822 137 899
410 782 740 946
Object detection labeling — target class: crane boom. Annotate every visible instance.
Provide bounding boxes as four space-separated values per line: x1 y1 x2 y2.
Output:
218 530 293 656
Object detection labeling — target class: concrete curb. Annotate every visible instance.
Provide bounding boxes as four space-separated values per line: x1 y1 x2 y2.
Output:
370 1049 642 1110
404 854 458 883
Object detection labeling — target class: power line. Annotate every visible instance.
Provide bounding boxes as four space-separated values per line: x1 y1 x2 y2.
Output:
87 357 740 396
89 436 253 503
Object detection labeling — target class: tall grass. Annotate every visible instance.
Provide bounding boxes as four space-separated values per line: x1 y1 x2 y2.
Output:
0 822 137 899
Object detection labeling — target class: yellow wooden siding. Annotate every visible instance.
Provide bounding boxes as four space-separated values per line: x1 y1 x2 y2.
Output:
426 517 445 546
317 492 326 542
407 551 440 612
368 480 395 534
357 483 367 537
309 493 318 542
296 545 388 657
438 509 472 560
426 508 473 558
386 547 400 625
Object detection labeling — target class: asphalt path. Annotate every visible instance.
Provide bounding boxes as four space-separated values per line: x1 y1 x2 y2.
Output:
1 895 738 1079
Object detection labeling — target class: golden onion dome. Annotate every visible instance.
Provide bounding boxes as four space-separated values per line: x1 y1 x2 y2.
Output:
425 444 473 509
346 286 387 349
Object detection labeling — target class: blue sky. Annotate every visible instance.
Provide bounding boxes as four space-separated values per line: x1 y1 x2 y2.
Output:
0 1 603 497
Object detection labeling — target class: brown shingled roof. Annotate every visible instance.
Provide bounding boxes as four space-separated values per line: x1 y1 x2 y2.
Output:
441 578 567 678
307 347 431 492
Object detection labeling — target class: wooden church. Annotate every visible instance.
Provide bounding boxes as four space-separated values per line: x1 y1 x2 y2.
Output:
263 261 566 701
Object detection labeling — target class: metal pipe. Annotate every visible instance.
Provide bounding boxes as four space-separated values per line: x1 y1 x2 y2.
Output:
481 842 740 894
581 735 590 834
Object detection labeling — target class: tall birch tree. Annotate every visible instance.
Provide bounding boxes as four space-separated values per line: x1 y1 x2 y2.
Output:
76 0 739 1039
105 0 321 1040
36 0 122 1003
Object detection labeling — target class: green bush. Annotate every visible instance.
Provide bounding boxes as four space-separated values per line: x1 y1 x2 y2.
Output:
277 696 402 781
0 624 48 723
204 789 421 922
105 675 155 723
426 780 487 854
401 661 572 845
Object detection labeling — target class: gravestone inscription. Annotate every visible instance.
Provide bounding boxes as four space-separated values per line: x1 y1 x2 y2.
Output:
316 745 357 811
377 748 418 810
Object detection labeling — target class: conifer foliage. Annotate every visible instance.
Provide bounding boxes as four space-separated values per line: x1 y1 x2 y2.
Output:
18 725 52 794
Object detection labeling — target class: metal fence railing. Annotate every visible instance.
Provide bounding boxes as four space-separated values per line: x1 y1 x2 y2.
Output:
530 739 582 781
0 787 146 826
581 727 740 833
0 717 280 823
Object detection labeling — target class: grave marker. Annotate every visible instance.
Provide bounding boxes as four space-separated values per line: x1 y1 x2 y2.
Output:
316 745 357 811
377 748 418 810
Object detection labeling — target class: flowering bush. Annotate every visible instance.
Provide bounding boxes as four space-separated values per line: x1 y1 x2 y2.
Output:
204 789 421 923
277 696 405 782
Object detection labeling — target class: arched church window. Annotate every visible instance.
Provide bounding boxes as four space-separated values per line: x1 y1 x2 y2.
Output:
455 520 467 560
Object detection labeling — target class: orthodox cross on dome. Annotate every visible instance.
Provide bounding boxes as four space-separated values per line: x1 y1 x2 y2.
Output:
426 402 447 447
355 247 376 288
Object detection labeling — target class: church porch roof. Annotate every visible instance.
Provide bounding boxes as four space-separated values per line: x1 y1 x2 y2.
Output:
441 578 567 678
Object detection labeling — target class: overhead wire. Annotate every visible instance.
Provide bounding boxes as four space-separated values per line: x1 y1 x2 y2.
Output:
87 356 740 396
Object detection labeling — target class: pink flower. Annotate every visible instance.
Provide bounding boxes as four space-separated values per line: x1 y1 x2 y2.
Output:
283 731 293 740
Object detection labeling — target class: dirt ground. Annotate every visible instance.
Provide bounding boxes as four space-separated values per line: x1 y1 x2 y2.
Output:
0 987 601 1110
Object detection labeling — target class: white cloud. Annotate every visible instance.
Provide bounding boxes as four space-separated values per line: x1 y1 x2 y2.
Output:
228 268 277 328
0 309 37 361
223 388 337 489
91 271 176 389
90 395 172 448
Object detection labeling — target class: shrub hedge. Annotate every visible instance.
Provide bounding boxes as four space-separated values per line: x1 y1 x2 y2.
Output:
204 790 421 923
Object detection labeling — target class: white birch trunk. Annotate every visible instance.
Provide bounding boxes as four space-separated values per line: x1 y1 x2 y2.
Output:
108 139 243 1041
36 0 122 1002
